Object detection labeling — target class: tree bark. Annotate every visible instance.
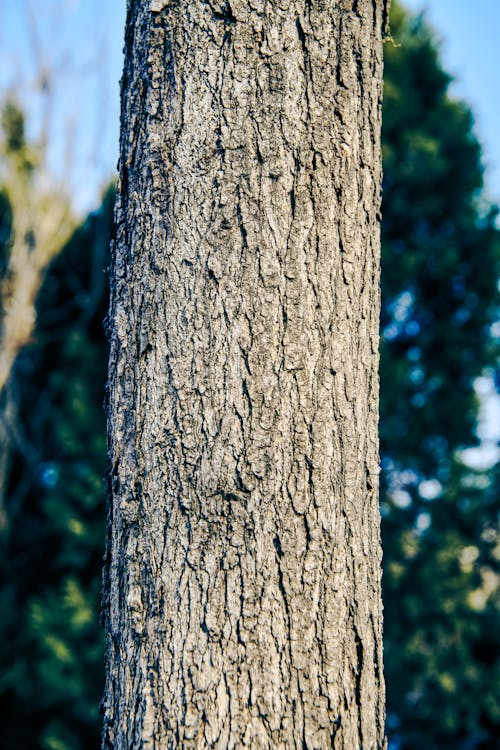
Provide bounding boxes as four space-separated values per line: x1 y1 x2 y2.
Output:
103 1 386 747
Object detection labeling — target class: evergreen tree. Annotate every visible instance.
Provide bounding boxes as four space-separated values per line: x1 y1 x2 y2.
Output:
381 4 500 748
0 186 113 750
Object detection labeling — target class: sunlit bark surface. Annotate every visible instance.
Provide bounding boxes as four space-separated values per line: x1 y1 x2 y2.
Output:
103 1 386 747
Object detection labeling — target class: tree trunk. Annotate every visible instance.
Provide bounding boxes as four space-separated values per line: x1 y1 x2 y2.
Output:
103 1 386 747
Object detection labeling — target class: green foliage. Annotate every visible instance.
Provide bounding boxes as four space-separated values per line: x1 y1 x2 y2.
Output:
382 3 499 475
381 4 500 748
1 100 38 175
0 187 113 749
2 101 27 154
383 461 500 748
0 187 12 281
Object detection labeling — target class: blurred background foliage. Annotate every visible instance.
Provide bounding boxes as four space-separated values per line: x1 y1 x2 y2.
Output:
381 5 500 748
0 2 499 748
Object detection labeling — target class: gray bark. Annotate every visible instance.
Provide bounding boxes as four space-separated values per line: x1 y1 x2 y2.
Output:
103 1 386 747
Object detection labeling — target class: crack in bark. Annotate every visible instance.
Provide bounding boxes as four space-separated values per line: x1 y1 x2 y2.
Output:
103 0 386 747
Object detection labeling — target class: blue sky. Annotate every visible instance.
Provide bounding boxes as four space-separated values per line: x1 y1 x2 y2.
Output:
0 0 125 215
1 1 499 214
403 0 500 206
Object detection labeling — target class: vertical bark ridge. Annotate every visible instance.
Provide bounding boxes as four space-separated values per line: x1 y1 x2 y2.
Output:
103 1 386 747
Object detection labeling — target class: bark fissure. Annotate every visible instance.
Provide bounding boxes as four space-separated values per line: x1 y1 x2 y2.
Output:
104 1 386 747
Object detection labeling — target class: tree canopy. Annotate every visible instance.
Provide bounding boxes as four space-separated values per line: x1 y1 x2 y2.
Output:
381 4 500 748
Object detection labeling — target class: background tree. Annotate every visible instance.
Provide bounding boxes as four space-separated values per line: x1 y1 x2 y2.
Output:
0 4 118 745
0 101 74 392
0 101 74 533
0 172 113 749
381 4 500 748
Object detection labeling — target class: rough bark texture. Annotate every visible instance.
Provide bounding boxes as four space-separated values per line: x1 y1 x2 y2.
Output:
103 1 386 747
